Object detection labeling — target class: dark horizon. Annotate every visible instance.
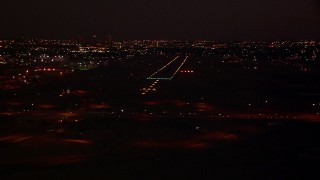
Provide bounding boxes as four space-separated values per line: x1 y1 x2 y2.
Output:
1 0 320 41
1 36 320 42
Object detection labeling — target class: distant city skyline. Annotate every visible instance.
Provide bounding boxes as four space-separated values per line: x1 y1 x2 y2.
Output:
1 0 320 40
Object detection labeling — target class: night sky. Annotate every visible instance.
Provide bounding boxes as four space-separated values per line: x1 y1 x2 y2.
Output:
1 0 320 40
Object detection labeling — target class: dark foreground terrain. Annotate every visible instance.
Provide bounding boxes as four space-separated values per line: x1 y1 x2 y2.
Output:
1 53 320 179
1 116 320 180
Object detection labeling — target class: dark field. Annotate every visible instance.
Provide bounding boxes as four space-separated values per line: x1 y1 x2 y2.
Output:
1 117 320 179
1 55 320 179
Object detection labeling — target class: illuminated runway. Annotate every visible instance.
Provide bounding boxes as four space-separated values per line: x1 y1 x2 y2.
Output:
147 55 189 80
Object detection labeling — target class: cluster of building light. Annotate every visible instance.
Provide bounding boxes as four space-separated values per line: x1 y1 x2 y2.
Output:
12 73 29 85
76 46 106 53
